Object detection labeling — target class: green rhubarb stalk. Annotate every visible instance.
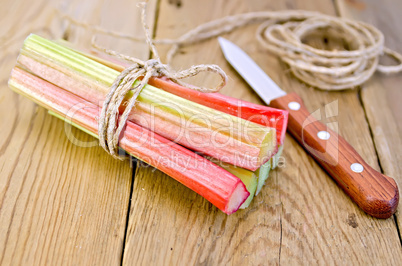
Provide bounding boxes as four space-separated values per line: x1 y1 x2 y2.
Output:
254 145 284 195
18 34 277 171
9 67 250 214
255 161 271 195
271 144 284 169
222 158 271 198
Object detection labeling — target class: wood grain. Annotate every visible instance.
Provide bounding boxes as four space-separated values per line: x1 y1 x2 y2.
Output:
122 0 402 264
0 0 147 264
270 92 398 218
335 0 402 238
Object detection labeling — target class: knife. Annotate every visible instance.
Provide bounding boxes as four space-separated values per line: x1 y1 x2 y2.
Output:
218 37 399 219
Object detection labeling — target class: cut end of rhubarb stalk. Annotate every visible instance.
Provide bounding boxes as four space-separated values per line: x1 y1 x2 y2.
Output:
239 174 257 209
218 161 258 209
226 182 250 214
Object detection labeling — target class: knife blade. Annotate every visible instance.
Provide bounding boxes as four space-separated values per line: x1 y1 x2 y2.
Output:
218 37 399 219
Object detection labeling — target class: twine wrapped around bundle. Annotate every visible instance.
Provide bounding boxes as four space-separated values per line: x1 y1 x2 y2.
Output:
93 2 227 158
61 1 402 157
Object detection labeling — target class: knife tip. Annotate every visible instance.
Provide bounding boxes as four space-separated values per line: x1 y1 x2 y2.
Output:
217 37 228 47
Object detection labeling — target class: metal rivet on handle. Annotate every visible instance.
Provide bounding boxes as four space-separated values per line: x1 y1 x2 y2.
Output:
351 163 364 173
288 101 300 110
317 131 330 140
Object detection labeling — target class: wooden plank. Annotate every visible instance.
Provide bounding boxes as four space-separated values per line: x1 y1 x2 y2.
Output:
335 0 402 236
122 0 402 264
0 0 157 264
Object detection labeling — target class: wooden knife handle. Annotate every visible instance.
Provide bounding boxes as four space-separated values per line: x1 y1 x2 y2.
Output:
270 93 399 218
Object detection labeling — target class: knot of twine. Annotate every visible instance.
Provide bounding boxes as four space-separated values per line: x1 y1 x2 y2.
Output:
96 2 227 159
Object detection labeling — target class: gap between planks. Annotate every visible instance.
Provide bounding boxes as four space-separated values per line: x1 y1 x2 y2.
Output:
357 87 402 246
120 157 137 266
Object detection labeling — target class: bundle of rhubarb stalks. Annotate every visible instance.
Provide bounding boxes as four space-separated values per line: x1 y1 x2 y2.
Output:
8 34 288 214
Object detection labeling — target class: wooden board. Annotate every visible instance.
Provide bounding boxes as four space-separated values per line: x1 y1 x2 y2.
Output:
1 0 401 264
0 0 155 264
335 0 402 236
122 0 402 264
